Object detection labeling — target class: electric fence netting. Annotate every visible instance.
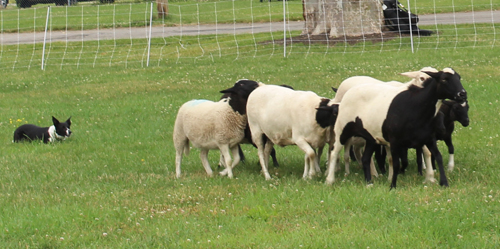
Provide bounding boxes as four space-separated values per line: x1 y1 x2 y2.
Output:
0 0 499 70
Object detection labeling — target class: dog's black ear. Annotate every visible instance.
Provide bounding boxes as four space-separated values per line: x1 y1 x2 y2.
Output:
52 116 60 125
66 117 72 126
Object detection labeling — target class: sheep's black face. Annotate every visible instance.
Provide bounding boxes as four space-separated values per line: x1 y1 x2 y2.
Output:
220 79 260 99
220 79 260 114
426 68 467 102
453 100 470 127
315 99 338 128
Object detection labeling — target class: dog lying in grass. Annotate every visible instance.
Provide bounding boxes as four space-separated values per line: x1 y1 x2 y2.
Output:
13 116 72 143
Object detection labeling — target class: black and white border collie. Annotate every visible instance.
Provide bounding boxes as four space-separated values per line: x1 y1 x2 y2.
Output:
13 116 72 143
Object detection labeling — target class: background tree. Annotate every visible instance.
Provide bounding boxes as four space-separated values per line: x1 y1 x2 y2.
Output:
302 0 383 37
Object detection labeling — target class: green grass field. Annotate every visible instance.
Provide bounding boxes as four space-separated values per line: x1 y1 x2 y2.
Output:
1 25 500 246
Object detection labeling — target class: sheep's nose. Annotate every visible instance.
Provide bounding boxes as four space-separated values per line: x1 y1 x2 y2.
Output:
457 90 467 101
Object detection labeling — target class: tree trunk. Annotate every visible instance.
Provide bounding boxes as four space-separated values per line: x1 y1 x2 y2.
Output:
157 0 169 18
302 0 383 38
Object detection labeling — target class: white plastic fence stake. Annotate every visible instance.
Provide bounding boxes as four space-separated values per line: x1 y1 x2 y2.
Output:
406 0 414 53
42 6 50 70
147 1 153 67
283 0 286 57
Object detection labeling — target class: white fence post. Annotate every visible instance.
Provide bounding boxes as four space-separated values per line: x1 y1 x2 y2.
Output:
147 1 153 67
407 0 414 53
283 0 286 57
42 6 50 70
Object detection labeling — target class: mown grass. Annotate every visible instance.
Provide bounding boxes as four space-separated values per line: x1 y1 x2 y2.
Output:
1 0 499 33
0 23 500 247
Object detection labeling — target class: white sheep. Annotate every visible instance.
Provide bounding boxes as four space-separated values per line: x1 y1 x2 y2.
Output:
173 80 261 179
246 84 338 180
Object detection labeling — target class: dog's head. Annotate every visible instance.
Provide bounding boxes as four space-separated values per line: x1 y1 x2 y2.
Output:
52 116 72 140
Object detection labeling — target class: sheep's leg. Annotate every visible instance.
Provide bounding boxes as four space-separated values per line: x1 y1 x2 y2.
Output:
326 140 343 185
389 146 404 190
444 137 455 171
316 146 324 172
426 141 448 187
296 139 317 179
343 140 352 175
238 145 246 163
230 146 241 169
199 149 214 177
421 153 427 170
416 147 423 176
360 141 378 177
400 148 409 174
264 141 274 172
270 147 279 167
174 136 189 178
369 158 379 178
303 154 310 179
219 146 241 177
386 146 393 181
175 149 183 178
374 144 386 174
218 154 226 169
219 145 234 179
252 132 271 180
422 145 436 184
361 142 376 185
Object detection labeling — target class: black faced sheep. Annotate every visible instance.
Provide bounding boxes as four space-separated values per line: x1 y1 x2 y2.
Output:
326 68 467 189
325 67 438 177
173 80 261 178
246 84 338 180
404 99 470 174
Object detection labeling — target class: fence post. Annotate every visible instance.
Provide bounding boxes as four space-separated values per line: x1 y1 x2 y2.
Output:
406 0 414 53
283 0 286 57
147 1 153 67
42 6 50 70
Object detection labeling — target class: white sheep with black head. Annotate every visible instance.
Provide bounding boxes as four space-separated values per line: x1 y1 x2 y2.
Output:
246 84 339 180
173 80 261 178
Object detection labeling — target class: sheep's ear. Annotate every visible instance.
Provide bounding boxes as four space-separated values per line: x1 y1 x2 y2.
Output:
220 87 236 94
400 71 420 78
421 71 443 81
331 87 338 93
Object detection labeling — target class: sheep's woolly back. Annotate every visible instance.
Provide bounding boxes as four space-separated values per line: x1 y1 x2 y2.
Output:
332 76 390 104
247 85 332 148
173 99 247 153
333 67 439 104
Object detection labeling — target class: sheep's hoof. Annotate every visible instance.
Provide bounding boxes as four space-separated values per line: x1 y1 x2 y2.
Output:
325 179 334 185
366 183 374 188
447 164 455 172
219 169 228 176
423 177 437 184
440 181 449 187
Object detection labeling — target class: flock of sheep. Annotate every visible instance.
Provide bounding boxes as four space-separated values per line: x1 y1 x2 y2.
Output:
173 67 469 189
